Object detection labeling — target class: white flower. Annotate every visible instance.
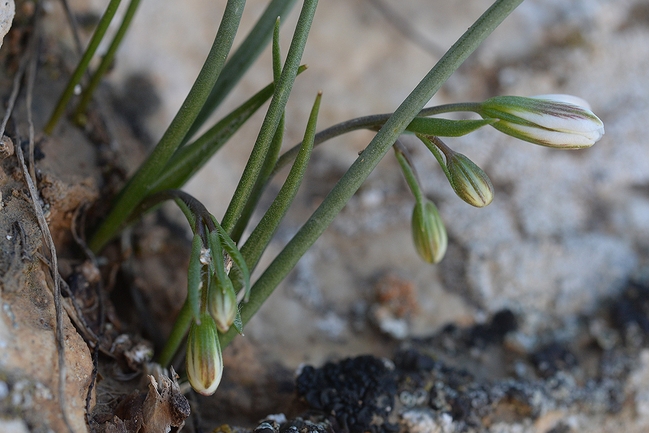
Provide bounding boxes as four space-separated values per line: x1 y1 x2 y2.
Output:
186 313 223 396
479 95 605 149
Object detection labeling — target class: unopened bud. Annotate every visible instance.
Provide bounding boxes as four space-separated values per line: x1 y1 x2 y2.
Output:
446 152 494 208
186 313 223 396
412 199 447 264
479 94 604 148
209 276 238 333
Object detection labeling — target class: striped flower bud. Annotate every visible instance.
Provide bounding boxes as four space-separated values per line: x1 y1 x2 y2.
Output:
446 152 494 208
412 199 447 264
208 276 238 333
479 94 604 148
186 313 223 396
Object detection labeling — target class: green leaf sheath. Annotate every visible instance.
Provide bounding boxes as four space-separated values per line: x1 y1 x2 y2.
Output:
220 0 319 235
183 0 298 144
89 0 246 253
405 117 494 137
220 0 524 348
44 0 123 134
74 0 142 122
240 92 321 275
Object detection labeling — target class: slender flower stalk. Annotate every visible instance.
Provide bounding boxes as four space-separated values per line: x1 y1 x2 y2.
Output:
477 94 605 148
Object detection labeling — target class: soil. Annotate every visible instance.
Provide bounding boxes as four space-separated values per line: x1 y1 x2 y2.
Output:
3 1 649 433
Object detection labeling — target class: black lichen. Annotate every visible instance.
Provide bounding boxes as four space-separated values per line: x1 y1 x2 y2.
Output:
295 355 399 433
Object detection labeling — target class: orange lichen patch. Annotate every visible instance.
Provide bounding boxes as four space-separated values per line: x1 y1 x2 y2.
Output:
374 273 419 318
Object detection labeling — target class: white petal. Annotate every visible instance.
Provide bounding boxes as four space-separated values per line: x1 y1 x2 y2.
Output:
532 94 592 110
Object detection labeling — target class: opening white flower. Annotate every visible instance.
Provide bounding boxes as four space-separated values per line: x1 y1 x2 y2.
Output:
479 95 605 149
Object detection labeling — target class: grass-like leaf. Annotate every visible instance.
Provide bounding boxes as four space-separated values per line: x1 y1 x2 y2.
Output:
240 91 321 274
183 0 298 144
229 19 285 243
406 117 494 137
220 0 319 235
219 0 524 348
74 0 142 123
89 0 246 253
44 0 123 134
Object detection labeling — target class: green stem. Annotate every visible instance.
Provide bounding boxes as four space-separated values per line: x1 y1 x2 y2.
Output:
89 0 246 253
44 0 123 134
394 143 424 203
417 134 451 180
271 102 482 177
74 0 142 123
220 0 319 235
219 0 524 348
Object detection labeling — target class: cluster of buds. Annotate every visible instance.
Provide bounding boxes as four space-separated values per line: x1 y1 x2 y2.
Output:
399 94 603 264
181 209 250 396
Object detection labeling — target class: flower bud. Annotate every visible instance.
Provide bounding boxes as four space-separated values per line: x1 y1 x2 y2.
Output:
208 276 238 333
446 152 494 207
479 94 604 148
186 313 223 396
411 199 447 264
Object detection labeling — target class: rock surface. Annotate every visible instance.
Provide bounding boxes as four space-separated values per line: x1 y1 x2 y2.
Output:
3 0 649 432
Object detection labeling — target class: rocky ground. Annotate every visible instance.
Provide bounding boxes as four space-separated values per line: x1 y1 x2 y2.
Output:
2 0 649 432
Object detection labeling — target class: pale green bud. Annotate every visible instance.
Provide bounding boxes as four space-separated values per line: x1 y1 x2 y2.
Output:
480 94 604 148
208 276 238 333
446 152 494 208
186 313 223 396
412 199 447 264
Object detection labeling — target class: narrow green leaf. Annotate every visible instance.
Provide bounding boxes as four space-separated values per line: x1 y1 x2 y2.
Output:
406 117 494 137
272 17 282 83
210 216 251 301
150 82 275 194
220 0 319 235
44 0 123 134
229 113 285 244
74 0 142 123
187 234 204 322
89 0 246 253
220 0 524 349
240 92 321 274
230 21 285 243
183 0 299 144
